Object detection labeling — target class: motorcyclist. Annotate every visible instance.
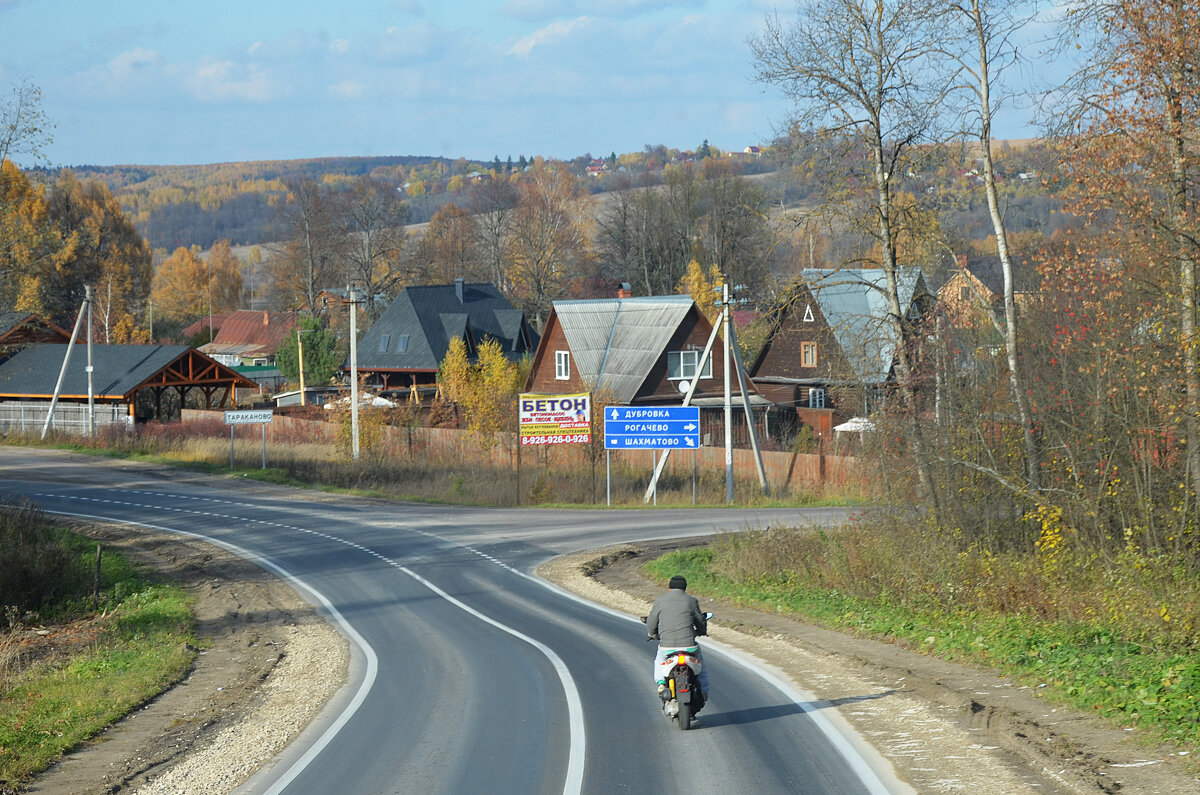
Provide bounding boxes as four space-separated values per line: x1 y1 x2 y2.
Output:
645 574 709 708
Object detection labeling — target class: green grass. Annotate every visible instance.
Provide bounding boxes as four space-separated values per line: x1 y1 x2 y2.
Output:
0 560 195 785
646 547 1200 749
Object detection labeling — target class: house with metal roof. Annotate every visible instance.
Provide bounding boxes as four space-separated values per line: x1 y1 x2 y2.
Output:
749 268 933 442
527 295 762 445
0 344 256 429
355 279 538 393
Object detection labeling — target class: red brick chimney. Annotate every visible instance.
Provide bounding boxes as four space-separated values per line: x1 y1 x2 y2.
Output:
263 311 269 326
616 282 632 299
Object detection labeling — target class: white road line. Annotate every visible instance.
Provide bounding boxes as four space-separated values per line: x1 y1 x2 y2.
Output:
36 495 586 795
37 508 379 795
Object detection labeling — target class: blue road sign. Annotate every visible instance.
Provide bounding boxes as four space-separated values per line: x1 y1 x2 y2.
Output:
603 405 701 450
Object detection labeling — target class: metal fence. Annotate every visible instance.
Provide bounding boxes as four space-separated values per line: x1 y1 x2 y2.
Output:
0 401 133 434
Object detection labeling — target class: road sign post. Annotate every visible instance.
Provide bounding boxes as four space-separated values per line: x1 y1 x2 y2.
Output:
224 409 273 470
603 405 700 504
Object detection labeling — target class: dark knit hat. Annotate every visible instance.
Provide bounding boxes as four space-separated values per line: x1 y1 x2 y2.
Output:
668 575 687 590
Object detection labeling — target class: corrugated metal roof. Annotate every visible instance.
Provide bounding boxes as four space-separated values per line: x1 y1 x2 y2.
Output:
553 295 695 403
0 344 194 399
800 268 926 383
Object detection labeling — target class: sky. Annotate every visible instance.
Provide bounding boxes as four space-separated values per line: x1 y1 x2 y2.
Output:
1 0 1056 168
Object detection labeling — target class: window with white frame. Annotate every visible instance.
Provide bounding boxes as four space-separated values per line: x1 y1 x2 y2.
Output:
667 350 713 380
808 388 826 409
555 350 570 380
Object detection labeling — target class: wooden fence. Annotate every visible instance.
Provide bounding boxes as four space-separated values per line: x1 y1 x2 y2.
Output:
184 409 865 492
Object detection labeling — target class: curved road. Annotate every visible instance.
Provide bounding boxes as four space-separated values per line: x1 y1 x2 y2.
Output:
0 449 904 794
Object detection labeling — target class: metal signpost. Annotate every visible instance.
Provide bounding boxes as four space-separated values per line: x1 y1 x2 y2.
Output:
224 409 273 469
603 405 700 505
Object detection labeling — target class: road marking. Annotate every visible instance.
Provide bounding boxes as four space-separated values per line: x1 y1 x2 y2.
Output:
34 507 379 795
35 493 586 795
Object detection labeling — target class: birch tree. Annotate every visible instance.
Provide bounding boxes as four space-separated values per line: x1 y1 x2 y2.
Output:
751 0 950 512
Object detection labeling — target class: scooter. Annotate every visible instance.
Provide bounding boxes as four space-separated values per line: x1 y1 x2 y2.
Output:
643 613 713 731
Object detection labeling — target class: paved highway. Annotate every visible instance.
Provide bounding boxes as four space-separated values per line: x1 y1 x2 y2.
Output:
0 449 904 794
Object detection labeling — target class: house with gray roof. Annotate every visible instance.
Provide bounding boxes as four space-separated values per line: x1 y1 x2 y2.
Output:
354 279 538 392
749 268 933 442
526 294 762 442
0 344 255 428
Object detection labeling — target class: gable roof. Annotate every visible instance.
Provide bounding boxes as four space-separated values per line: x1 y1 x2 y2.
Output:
0 344 254 400
800 268 929 383
196 310 300 359
0 312 74 345
356 282 537 372
548 295 698 403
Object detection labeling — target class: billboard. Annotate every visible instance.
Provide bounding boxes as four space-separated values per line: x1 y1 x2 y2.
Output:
519 393 591 445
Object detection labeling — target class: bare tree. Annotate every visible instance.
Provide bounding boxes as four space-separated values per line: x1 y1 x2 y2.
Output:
944 0 1042 493
468 174 519 291
343 177 409 321
273 178 345 318
751 0 951 513
0 79 53 165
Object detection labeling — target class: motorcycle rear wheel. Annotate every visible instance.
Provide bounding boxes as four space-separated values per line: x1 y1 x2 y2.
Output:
677 700 691 730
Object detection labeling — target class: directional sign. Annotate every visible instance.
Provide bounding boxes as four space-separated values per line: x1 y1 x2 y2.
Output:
603 405 700 450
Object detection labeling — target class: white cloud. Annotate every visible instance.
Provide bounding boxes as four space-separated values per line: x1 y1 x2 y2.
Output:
329 80 365 100
330 38 351 55
104 47 165 80
500 0 696 21
508 17 592 57
185 57 282 103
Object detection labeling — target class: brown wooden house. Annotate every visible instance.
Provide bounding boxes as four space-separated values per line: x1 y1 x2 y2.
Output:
0 312 74 363
750 268 934 443
526 295 763 444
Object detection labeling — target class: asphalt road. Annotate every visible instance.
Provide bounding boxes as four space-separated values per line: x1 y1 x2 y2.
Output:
0 449 903 795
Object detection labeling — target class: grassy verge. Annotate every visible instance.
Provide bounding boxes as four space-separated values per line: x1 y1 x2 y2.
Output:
6 426 872 509
0 524 195 787
646 533 1200 750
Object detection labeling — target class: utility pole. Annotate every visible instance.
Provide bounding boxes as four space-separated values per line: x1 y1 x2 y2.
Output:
723 282 734 503
348 284 361 461
297 328 313 406
86 285 94 439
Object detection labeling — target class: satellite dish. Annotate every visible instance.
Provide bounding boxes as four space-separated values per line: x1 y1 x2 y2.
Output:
677 379 691 394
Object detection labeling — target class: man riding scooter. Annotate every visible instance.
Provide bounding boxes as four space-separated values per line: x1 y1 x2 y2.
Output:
645 575 709 717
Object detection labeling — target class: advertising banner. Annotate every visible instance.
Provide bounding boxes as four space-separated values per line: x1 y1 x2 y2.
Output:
519 393 591 445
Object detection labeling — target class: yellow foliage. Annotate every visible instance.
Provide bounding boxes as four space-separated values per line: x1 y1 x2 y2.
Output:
676 259 722 323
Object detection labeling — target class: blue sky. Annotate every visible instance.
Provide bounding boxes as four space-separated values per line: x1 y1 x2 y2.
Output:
1 0 1054 168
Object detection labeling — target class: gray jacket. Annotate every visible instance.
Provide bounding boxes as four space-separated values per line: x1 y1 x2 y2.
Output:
646 588 706 648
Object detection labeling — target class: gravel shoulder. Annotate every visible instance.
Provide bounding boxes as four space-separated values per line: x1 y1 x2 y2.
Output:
538 538 1200 795
22 520 348 795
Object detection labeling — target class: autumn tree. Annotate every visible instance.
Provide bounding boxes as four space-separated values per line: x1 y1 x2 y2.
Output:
411 203 483 284
41 172 152 338
343 177 408 321
438 336 529 446
1040 0 1200 552
676 259 722 323
0 160 70 314
507 165 593 326
151 247 209 329
467 173 520 289
943 0 1042 494
753 0 952 514
272 178 344 317
0 78 53 165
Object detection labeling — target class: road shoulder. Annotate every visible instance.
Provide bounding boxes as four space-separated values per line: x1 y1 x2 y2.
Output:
537 538 1200 795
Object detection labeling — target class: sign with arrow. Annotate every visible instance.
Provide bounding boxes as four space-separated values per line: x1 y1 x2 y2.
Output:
603 405 700 450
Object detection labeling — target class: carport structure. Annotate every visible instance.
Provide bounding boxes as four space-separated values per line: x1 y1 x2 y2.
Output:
0 344 257 422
